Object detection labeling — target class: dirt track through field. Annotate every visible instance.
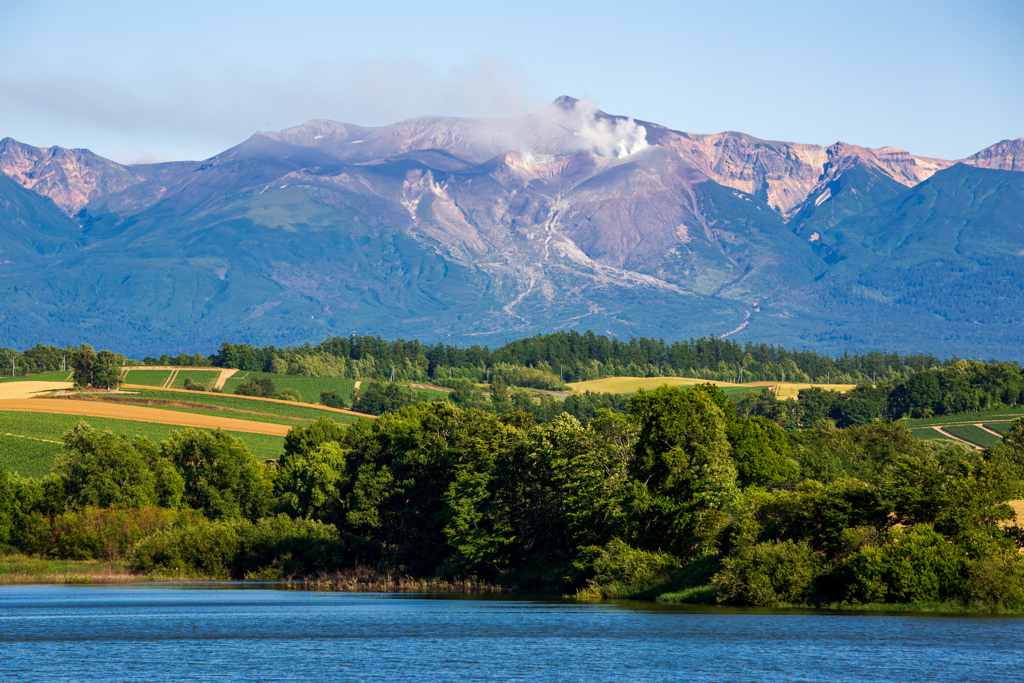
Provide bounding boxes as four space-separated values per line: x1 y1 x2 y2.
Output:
0 399 291 436
932 426 983 450
122 366 238 391
977 424 1006 438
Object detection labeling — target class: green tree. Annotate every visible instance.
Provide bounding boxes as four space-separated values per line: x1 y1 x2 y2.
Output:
275 442 349 524
92 350 124 390
56 423 163 509
628 386 738 556
70 344 97 387
490 375 510 414
728 416 799 487
283 418 347 467
161 429 271 520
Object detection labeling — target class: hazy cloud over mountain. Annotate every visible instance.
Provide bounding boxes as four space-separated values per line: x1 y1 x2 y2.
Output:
1 55 545 163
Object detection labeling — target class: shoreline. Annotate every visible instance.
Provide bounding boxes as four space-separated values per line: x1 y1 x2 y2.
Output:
3 556 1021 615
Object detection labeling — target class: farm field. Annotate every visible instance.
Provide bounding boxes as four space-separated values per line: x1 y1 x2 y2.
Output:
905 411 1024 448
756 382 858 400
0 371 72 383
0 412 286 478
943 425 1001 449
223 373 357 403
905 408 1023 448
109 388 365 426
0 381 73 399
567 376 854 400
906 408 1024 428
169 369 222 389
122 369 173 387
910 428 957 442
0 399 294 435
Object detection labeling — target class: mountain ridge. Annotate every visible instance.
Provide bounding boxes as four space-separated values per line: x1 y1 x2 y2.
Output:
0 99 1022 358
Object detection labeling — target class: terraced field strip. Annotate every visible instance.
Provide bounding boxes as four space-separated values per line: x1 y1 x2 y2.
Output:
122 369 173 387
0 371 74 384
55 395 314 430
122 385 375 419
911 427 956 441
0 399 292 436
985 423 1011 434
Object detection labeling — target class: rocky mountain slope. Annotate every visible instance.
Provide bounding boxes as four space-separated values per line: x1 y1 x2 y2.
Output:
1 98 1022 358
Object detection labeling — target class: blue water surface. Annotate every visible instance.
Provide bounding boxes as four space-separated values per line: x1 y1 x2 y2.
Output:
0 585 1020 682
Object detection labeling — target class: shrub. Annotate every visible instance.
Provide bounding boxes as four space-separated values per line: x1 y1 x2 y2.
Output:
574 538 680 598
839 524 966 604
51 506 196 561
131 517 249 578
961 552 1024 610
320 391 347 409
712 539 822 606
183 378 209 392
235 378 276 397
131 514 349 579
279 388 302 402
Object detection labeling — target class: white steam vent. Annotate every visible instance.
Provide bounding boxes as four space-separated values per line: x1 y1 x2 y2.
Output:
560 98 649 158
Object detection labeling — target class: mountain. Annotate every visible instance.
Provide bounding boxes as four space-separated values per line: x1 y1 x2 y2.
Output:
0 100 1022 358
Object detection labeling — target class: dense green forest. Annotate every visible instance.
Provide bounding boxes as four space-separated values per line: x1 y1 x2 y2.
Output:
3 384 1023 609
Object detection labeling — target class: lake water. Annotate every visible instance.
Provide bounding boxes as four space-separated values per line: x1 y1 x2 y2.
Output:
0 585 1021 682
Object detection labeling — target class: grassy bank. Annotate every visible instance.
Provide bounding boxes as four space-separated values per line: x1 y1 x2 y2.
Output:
0 554 181 585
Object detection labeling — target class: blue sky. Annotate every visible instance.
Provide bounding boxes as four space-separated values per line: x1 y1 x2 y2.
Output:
2 0 1021 163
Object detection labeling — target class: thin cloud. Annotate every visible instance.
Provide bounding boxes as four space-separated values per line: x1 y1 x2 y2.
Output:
0 56 548 162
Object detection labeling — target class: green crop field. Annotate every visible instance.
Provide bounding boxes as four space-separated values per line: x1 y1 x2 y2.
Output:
905 409 1022 448
123 369 173 387
170 369 221 389
0 434 62 478
122 388 362 426
942 425 1001 449
222 373 357 403
911 427 956 441
0 371 72 383
906 409 1024 429
0 412 286 478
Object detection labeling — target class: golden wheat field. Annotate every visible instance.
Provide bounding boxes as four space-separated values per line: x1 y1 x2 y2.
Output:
0 398 292 436
568 376 857 397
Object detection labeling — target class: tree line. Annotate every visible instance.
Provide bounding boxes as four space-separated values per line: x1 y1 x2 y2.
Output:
6 332 1021 389
208 332 971 385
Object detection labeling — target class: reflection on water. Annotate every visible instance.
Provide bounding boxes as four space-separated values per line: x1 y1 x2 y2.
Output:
0 585 1020 681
